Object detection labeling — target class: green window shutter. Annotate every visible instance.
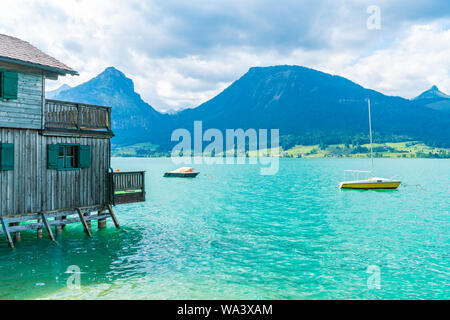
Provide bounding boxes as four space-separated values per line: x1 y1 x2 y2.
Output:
78 145 91 168
65 157 72 168
0 143 14 171
47 144 60 169
2 71 18 99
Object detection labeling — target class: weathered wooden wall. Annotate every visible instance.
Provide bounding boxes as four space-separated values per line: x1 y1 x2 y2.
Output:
0 128 111 217
0 62 43 129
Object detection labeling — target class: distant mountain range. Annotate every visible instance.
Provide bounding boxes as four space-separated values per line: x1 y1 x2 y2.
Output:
49 67 169 146
46 83 71 99
413 85 450 113
48 66 450 150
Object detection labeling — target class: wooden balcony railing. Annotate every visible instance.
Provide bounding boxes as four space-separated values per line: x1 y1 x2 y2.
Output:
44 99 112 132
110 171 146 204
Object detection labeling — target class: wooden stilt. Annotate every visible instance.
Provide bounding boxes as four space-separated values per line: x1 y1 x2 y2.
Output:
37 218 43 239
55 217 62 234
76 208 92 237
85 212 92 231
41 213 55 241
1 218 14 249
98 210 107 229
14 231 21 242
107 204 120 228
9 222 21 242
61 216 67 229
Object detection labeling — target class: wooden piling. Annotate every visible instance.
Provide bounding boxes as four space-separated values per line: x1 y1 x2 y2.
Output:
0 203 129 248
61 216 67 229
1 218 14 249
37 218 43 239
55 217 62 234
14 231 21 242
9 222 21 242
98 210 107 229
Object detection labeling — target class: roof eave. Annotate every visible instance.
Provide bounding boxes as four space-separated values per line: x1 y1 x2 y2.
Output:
0 56 79 76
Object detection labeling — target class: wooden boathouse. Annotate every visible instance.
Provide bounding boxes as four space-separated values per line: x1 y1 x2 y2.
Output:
0 34 145 248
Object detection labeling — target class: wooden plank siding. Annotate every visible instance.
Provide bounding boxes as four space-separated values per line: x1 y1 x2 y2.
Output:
0 62 145 226
45 99 112 131
0 128 111 217
110 171 146 204
0 62 43 129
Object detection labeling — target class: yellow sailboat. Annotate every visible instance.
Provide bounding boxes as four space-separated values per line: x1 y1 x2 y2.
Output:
339 99 401 190
339 175 401 189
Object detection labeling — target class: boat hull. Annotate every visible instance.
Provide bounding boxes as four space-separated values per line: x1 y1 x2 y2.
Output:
163 172 200 178
339 181 401 189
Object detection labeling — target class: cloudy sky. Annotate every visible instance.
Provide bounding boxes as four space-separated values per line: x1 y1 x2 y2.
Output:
1 0 449 112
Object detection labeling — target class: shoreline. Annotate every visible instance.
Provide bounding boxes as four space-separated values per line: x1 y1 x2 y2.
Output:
112 141 450 159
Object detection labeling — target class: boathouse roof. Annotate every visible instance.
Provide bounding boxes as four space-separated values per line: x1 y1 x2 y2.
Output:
0 33 78 75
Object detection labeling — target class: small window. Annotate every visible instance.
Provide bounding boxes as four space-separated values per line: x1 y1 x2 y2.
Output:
58 145 78 169
48 144 91 170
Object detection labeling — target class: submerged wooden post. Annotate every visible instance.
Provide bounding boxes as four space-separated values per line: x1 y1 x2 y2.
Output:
76 208 92 237
98 210 107 229
85 212 92 232
13 230 21 242
1 218 14 249
9 222 21 242
37 218 43 239
61 216 67 229
55 217 62 235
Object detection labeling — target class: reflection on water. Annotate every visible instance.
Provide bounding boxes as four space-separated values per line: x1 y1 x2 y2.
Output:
0 225 144 299
0 158 448 299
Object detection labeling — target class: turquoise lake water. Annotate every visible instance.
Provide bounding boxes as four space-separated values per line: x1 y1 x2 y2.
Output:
0 158 448 299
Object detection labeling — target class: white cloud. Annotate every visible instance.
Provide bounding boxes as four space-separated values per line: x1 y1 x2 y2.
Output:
1 0 449 111
340 22 450 98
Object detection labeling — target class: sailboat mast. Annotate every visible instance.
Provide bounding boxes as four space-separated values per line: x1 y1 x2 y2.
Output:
368 99 374 176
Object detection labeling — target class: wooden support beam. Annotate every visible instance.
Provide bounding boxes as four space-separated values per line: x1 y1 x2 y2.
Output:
107 204 120 228
85 212 92 231
3 205 104 224
1 218 14 249
0 213 111 234
41 213 55 241
76 208 92 237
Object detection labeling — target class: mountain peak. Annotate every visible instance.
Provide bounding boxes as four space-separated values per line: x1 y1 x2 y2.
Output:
89 66 135 92
414 85 450 100
247 65 316 75
102 66 126 77
58 83 71 91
